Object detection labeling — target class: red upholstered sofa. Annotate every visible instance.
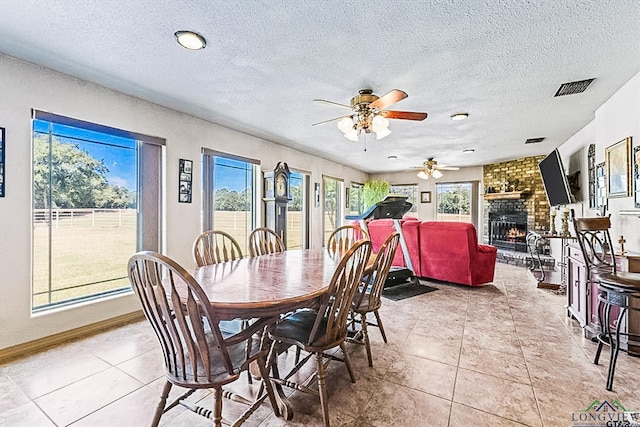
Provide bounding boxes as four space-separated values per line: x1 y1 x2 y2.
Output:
366 219 497 286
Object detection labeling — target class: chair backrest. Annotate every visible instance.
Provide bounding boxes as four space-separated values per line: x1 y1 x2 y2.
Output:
309 239 372 346
354 232 400 311
248 227 286 257
193 230 243 267
327 225 370 255
128 251 236 384
572 214 617 274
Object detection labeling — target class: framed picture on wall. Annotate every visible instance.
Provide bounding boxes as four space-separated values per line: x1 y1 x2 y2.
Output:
605 137 632 198
634 145 640 208
0 127 4 198
179 159 193 203
420 191 431 203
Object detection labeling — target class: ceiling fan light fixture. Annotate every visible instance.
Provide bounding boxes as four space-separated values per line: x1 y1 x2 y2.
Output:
174 30 207 50
375 127 391 140
337 117 354 134
432 169 443 179
417 171 429 180
450 113 469 121
344 129 359 142
371 115 389 133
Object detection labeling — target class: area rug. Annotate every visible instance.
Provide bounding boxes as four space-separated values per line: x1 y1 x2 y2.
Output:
382 282 438 301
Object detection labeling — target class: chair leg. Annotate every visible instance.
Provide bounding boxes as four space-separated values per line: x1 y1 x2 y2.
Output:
593 341 604 365
340 342 356 383
316 352 330 427
373 310 388 343
151 380 172 427
361 313 373 367
212 387 223 427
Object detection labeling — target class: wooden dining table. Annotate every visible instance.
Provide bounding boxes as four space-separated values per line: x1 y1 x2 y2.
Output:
188 248 348 321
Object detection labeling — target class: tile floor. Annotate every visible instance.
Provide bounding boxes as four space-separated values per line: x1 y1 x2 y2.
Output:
1 262 639 426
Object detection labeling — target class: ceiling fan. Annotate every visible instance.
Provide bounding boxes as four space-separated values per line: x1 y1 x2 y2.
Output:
414 158 459 180
312 89 428 141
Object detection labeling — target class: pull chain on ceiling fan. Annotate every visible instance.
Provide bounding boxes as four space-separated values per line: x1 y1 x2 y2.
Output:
312 89 428 141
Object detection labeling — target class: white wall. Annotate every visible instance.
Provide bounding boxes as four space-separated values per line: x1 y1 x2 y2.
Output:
0 55 367 350
556 71 640 255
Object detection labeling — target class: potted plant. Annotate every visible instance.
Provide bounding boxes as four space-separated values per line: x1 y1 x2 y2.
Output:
363 179 390 208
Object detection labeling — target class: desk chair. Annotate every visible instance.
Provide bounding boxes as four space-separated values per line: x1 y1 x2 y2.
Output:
572 215 640 391
350 232 400 367
326 224 369 255
193 230 243 267
248 227 286 257
267 239 372 427
127 251 279 426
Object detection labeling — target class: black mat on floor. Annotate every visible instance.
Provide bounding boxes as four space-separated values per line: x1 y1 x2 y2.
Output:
382 282 438 301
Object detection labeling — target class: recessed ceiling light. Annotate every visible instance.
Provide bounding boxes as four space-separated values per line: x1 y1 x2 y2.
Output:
463 149 475 153
175 31 207 50
450 113 469 121
387 155 398 160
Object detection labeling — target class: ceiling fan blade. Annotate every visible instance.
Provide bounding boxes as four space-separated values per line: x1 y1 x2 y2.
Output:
313 99 353 110
312 115 352 126
435 166 460 171
380 110 428 121
369 89 407 110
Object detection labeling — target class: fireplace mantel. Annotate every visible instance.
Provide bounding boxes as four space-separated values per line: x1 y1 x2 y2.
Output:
483 191 529 200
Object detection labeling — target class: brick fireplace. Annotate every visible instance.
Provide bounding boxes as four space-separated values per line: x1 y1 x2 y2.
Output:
482 155 550 253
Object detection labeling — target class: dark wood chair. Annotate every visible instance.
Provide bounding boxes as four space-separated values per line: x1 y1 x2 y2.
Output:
349 232 400 367
267 239 372 427
326 224 369 255
127 251 280 426
572 214 640 391
193 230 243 267
248 227 286 257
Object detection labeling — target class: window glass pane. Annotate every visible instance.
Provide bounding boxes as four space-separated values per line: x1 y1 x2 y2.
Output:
389 184 418 214
287 172 306 250
323 177 342 244
209 156 254 255
436 182 472 222
349 182 364 216
32 119 139 310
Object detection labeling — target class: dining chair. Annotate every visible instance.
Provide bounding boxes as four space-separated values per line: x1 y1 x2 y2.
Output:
193 230 243 267
127 251 280 426
248 227 286 257
349 232 400 367
326 224 370 255
266 239 372 427
572 214 640 391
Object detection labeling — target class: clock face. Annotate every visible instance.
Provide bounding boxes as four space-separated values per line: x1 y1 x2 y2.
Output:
275 174 287 197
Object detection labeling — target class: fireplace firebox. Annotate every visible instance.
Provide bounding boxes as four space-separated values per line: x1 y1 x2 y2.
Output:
489 212 528 252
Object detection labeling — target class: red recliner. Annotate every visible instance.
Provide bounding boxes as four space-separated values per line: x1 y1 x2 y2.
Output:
419 221 497 286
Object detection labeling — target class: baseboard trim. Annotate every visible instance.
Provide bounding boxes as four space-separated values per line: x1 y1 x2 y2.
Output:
0 311 145 364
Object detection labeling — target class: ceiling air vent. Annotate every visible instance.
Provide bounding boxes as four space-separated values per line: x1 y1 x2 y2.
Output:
554 78 595 97
525 137 545 144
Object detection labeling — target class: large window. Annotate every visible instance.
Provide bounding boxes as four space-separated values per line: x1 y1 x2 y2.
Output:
436 182 479 227
389 183 418 214
287 171 309 250
323 176 343 245
202 151 257 255
32 111 162 311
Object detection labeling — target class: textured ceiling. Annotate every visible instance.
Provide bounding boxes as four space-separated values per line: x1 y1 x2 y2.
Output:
1 0 639 173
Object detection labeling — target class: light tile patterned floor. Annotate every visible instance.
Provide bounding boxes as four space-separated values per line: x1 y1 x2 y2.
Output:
1 262 638 426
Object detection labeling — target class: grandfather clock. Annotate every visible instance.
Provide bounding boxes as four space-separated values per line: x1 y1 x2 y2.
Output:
263 162 291 243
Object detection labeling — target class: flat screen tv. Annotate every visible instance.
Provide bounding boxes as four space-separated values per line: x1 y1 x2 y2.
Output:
538 148 573 206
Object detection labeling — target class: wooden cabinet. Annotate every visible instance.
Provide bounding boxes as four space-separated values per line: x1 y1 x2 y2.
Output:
566 244 639 344
566 244 590 330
